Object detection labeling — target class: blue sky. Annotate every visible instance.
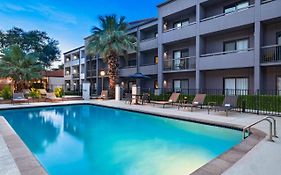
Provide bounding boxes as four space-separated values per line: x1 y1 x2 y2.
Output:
0 0 163 67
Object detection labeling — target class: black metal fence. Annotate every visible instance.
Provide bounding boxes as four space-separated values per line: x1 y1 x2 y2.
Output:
139 88 281 116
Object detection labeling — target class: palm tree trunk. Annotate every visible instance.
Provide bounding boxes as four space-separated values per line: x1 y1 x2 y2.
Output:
107 54 119 98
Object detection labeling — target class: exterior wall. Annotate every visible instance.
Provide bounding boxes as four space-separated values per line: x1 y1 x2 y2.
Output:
262 66 281 91
164 39 196 58
263 21 281 46
203 27 254 54
140 49 157 65
48 77 64 91
203 68 254 90
163 72 196 90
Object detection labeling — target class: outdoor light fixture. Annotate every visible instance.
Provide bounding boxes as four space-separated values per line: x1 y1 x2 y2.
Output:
164 51 168 58
100 70 106 90
163 80 167 87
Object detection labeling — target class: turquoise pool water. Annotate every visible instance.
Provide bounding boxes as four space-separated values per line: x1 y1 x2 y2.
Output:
1 105 242 175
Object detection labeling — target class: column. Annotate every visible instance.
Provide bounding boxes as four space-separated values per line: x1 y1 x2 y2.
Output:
157 16 164 94
254 0 261 93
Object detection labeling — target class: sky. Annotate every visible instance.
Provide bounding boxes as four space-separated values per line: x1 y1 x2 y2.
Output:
0 0 163 68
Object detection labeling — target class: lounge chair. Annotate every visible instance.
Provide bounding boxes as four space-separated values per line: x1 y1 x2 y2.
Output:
12 93 29 104
208 95 238 116
150 93 180 108
141 93 150 105
178 94 206 112
38 89 47 98
46 92 62 102
98 90 108 100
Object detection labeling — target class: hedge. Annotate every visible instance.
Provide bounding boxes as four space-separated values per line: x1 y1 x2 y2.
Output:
149 93 281 113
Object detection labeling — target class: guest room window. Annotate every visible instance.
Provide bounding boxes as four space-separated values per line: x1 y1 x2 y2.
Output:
278 77 281 95
224 1 249 14
224 77 249 95
224 38 249 52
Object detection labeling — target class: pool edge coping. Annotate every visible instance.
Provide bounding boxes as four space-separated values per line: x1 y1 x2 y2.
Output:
0 101 267 175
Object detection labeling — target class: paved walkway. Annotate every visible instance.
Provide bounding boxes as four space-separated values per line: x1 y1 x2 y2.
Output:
0 100 280 175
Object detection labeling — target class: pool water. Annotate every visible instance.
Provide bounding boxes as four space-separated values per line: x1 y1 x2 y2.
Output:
1 105 242 175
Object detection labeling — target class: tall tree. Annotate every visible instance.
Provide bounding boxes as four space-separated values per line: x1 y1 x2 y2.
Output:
0 45 43 91
0 27 60 68
87 15 136 97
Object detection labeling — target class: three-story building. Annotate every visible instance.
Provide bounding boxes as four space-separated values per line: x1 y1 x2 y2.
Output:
64 0 281 95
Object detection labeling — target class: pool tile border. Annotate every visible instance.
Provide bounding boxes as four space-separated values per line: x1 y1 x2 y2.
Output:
0 117 48 175
0 102 267 175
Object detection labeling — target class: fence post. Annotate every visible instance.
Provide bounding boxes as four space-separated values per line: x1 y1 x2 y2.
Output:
256 89 260 115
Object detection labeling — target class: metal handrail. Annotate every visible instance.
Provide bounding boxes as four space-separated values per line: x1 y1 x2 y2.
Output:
200 4 255 22
163 22 197 33
243 116 278 142
261 44 281 49
201 48 254 57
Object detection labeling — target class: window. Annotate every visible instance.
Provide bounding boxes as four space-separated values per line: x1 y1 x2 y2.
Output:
224 78 249 95
224 1 250 14
224 38 249 52
277 32 281 45
173 79 188 92
173 49 189 70
173 19 189 28
128 59 136 67
154 56 158 64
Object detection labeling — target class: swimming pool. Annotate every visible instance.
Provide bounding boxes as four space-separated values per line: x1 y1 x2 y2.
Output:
0 104 242 175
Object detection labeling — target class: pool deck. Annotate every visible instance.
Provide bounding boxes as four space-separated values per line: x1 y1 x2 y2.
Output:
0 100 280 175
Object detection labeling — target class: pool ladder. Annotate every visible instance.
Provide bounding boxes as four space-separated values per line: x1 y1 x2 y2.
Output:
243 116 278 142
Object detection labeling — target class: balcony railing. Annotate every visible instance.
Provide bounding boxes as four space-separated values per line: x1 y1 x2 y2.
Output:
261 0 275 4
200 48 254 57
261 45 281 63
163 22 196 33
164 56 196 71
141 36 157 42
72 73 80 79
200 4 254 22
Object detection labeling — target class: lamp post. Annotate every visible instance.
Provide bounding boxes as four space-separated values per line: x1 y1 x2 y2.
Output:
100 70 106 90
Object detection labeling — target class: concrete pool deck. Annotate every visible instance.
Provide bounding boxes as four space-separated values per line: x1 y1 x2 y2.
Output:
0 100 280 175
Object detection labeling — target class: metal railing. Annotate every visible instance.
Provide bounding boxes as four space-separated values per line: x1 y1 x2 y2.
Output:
243 116 278 141
141 88 281 116
201 48 254 57
163 56 196 71
163 22 196 33
200 4 255 22
140 36 157 42
261 0 276 4
87 70 97 77
261 45 281 63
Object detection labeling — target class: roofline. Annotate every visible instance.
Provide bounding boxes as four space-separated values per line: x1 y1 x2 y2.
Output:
63 46 85 55
157 0 176 8
84 17 158 40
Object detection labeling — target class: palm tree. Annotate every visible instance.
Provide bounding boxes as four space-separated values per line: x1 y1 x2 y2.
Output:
87 15 137 97
0 45 43 91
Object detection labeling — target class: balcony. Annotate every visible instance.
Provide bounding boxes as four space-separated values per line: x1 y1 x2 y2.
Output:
162 22 197 43
199 48 254 70
72 73 80 79
261 45 281 65
261 0 281 21
119 66 137 77
200 5 255 35
64 74 71 80
139 64 158 75
139 37 158 51
163 56 196 72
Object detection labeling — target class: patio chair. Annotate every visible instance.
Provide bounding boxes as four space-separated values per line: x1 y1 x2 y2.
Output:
22 89 31 97
208 95 238 116
98 90 108 100
124 93 132 105
12 93 29 105
178 94 206 112
38 89 47 98
141 93 150 105
46 92 63 102
150 93 180 108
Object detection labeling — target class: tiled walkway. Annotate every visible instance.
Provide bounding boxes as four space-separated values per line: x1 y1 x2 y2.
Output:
0 100 280 175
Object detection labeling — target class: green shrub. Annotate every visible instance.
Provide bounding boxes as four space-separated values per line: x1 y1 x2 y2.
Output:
0 86 12 99
29 88 41 98
54 87 63 97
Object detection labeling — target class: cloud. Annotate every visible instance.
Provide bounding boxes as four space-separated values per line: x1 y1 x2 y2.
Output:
0 2 77 24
